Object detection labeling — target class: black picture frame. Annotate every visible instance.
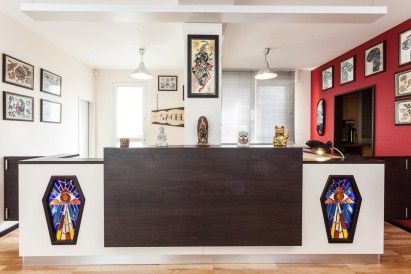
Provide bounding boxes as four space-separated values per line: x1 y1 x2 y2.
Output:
340 56 356 85
187 34 219 98
394 98 411 126
42 176 85 245
2 54 34 90
2 91 34 122
40 68 62 97
158 75 178 91
364 41 386 78
40 99 62 124
321 66 333 91
399 28 411 67
316 98 325 136
394 69 411 98
320 175 362 244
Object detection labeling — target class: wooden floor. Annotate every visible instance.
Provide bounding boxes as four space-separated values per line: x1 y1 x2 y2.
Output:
0 223 410 273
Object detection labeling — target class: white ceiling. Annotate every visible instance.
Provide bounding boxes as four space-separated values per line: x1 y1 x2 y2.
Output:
0 0 410 71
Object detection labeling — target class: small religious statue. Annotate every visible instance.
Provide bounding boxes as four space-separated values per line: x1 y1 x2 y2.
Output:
155 126 168 147
273 125 289 147
197 116 209 147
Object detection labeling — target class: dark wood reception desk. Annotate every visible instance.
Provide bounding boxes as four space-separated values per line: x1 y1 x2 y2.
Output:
104 147 303 247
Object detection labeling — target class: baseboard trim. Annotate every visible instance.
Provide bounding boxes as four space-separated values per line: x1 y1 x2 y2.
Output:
23 254 380 266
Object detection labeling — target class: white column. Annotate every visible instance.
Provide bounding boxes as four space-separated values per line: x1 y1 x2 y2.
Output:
182 23 223 145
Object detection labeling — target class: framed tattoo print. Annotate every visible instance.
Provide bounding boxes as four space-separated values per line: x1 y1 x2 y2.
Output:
2 91 34 121
340 56 355 85
41 69 62 96
395 69 411 98
322 66 333 91
187 35 219 98
399 28 411 66
365 42 385 77
158 75 178 91
395 98 411 125
40 99 62 123
2 54 34 90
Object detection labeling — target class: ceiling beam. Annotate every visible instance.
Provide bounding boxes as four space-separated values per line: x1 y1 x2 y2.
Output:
20 3 387 23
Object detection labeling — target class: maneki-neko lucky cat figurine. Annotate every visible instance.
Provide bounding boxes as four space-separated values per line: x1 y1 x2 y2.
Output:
273 125 289 147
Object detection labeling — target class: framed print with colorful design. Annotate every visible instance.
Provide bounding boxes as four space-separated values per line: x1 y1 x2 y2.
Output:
340 56 355 85
320 175 362 243
40 99 61 123
365 41 385 77
399 28 411 66
2 91 34 122
2 54 34 90
41 69 62 96
395 69 411 98
395 98 411 125
187 35 219 98
42 176 85 245
321 66 333 91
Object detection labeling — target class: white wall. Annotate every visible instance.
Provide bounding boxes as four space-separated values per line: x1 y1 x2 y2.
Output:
294 70 311 146
0 12 95 224
183 23 223 145
95 69 184 157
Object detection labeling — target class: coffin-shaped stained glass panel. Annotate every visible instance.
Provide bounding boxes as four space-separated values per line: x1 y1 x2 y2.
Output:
42 176 85 245
320 175 362 243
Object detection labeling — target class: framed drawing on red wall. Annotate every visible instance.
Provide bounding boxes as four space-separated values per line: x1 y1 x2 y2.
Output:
399 28 411 66
321 66 333 91
364 41 385 77
394 98 411 125
340 56 355 85
395 69 411 98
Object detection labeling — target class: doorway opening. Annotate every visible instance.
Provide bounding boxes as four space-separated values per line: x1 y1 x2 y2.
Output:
334 86 375 157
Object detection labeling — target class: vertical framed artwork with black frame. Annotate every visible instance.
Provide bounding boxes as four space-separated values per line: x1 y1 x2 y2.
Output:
321 66 333 91
399 28 411 67
364 41 386 77
317 98 325 136
187 35 219 98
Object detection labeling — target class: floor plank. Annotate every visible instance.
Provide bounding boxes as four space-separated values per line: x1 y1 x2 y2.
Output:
1 223 411 273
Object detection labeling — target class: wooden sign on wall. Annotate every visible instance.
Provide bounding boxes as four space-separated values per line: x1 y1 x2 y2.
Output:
151 107 184 127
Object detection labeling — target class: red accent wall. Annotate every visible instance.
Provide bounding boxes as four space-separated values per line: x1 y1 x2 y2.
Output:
310 19 411 156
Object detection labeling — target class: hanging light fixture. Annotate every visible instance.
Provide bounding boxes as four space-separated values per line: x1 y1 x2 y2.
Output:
130 48 153 80
255 48 277 80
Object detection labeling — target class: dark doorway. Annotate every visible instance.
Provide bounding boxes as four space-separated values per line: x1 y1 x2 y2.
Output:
334 86 375 157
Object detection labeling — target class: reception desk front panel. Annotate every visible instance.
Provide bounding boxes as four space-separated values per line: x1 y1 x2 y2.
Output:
104 147 303 247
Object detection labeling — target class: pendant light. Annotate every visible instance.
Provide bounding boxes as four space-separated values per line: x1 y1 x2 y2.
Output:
130 48 153 80
255 48 277 80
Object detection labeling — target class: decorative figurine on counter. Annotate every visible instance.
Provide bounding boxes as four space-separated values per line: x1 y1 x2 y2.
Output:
237 130 250 147
197 116 209 147
155 126 168 147
273 125 289 147
120 138 130 148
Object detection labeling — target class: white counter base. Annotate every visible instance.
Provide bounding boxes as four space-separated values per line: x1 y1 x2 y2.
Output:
23 254 380 266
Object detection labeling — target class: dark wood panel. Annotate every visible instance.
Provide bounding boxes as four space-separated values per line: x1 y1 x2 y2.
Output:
376 157 407 221
4 156 41 221
104 147 302 247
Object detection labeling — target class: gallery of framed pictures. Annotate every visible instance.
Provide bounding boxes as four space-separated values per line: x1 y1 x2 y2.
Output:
2 54 34 90
40 99 62 123
187 34 219 98
2 91 34 121
158 75 178 91
41 68 62 96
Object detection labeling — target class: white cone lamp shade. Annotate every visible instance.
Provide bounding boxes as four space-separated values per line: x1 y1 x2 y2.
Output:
130 48 153 80
255 48 277 80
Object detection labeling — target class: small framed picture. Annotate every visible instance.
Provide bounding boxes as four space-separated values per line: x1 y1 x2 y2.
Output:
340 56 355 85
322 66 333 91
41 69 62 96
395 69 411 98
3 91 34 121
316 98 325 136
158 75 178 91
399 28 411 66
365 41 385 77
395 98 411 125
40 99 61 123
2 54 34 90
